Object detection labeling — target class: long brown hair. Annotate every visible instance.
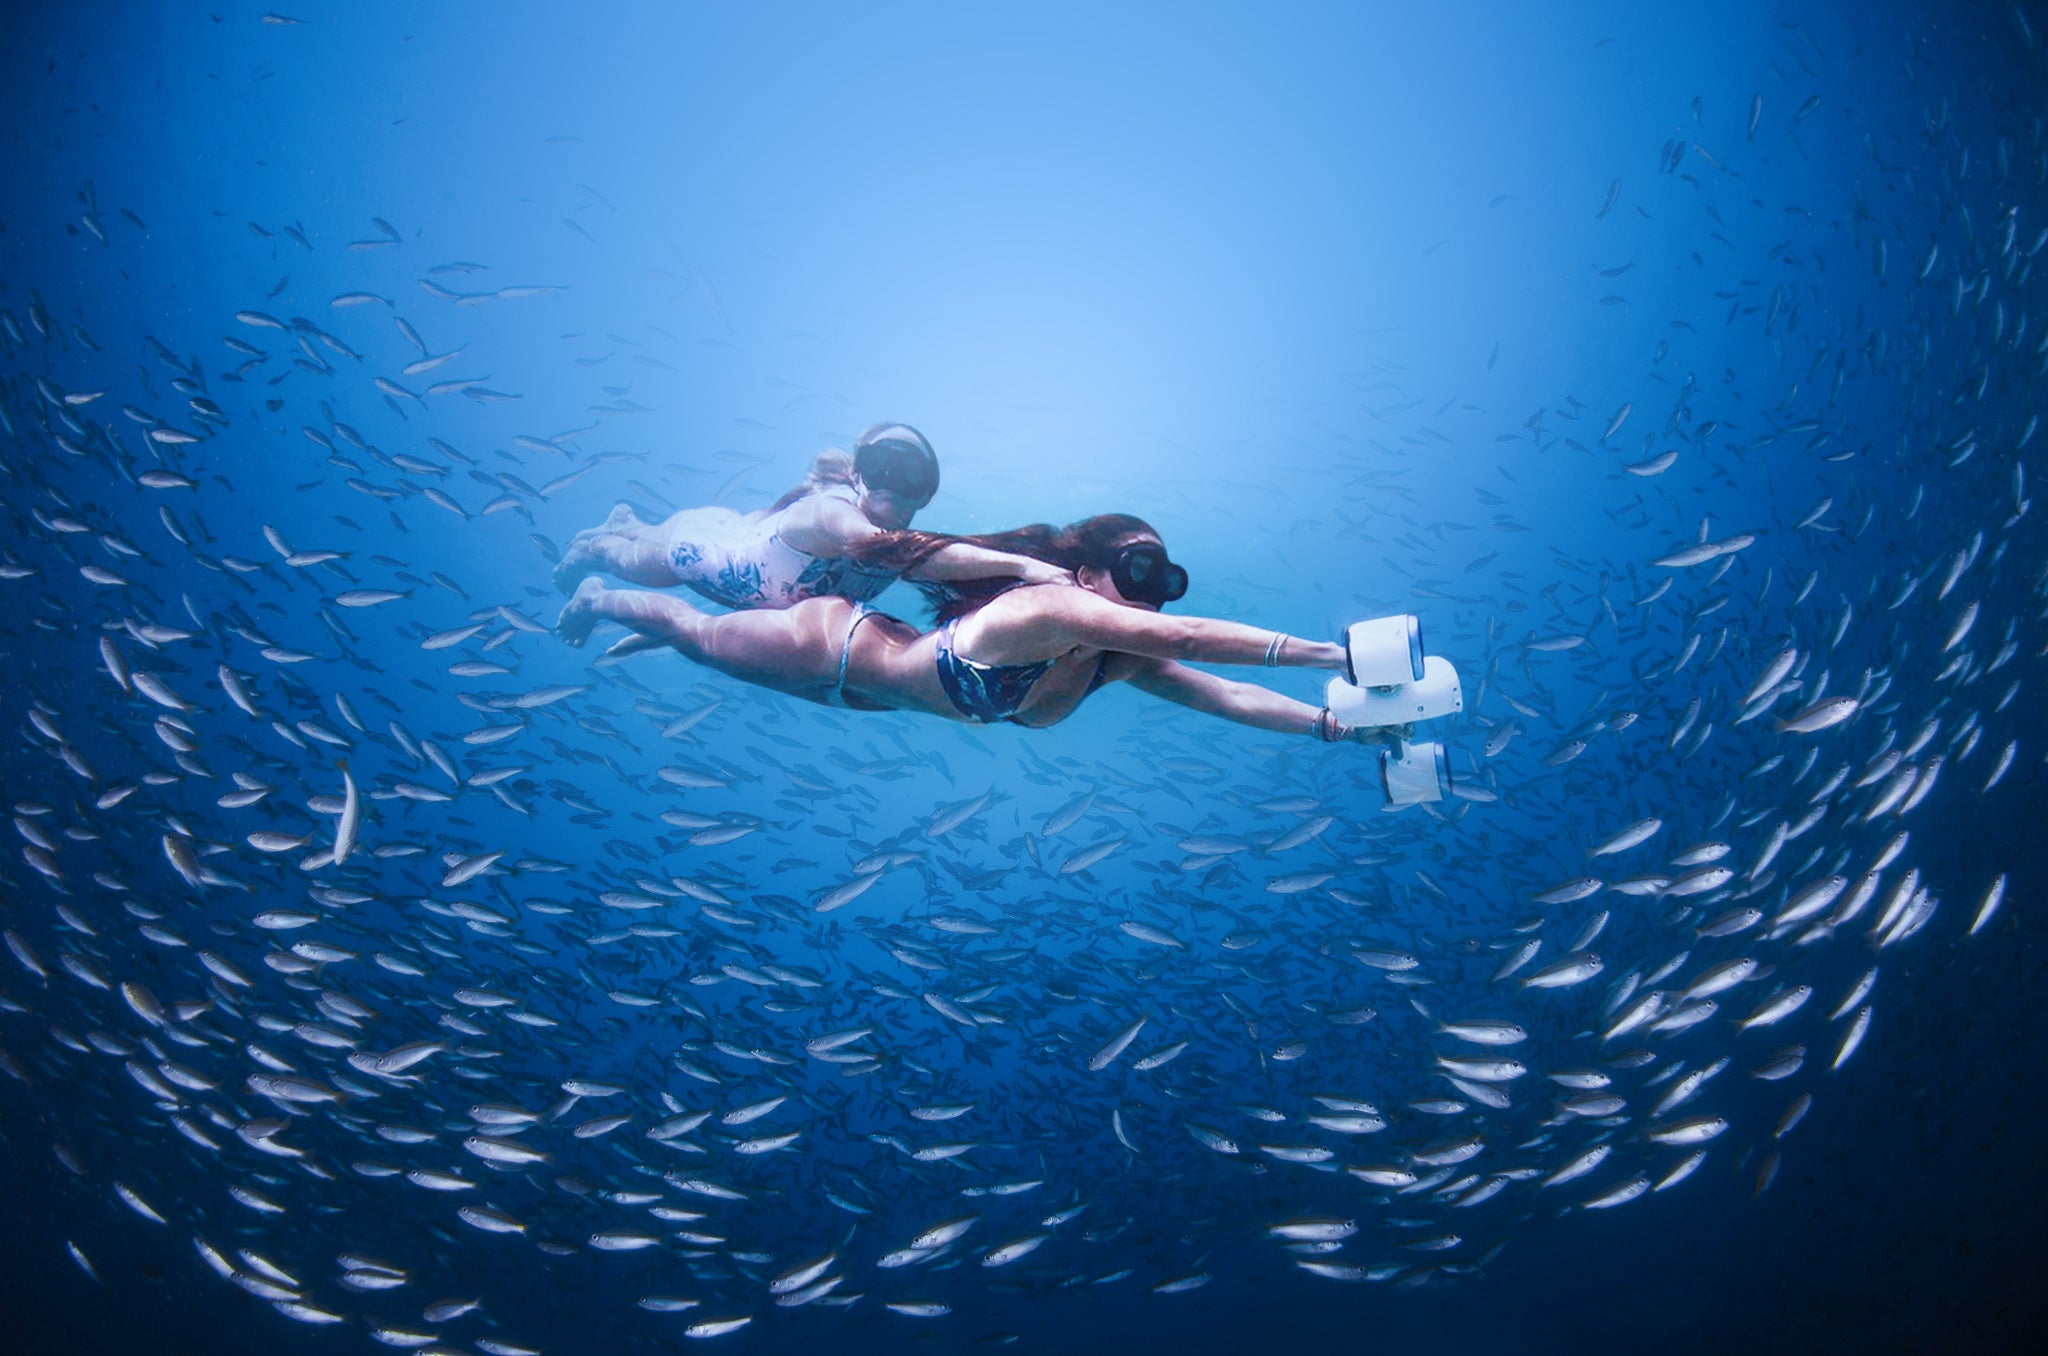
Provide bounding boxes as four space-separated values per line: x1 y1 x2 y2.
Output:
853 513 1164 622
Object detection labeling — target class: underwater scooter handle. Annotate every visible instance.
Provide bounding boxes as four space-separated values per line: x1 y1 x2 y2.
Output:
1324 655 1464 730
1322 640 1464 806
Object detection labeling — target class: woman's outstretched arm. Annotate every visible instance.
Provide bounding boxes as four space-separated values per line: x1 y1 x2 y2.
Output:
1124 658 1331 735
899 542 1070 586
1123 657 1394 742
780 498 1066 584
1020 588 1347 670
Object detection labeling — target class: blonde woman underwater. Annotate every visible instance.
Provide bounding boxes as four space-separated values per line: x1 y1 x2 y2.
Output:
553 423 1066 609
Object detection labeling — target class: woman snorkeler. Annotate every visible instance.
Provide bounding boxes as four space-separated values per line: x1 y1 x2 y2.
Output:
557 512 1380 743
552 422 1067 608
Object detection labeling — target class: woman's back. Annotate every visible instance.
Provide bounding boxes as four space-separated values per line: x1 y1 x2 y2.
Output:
667 486 898 609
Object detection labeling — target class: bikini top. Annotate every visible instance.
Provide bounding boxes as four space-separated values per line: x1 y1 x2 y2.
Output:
935 617 1111 726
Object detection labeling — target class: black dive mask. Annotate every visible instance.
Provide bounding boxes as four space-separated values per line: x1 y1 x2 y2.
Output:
854 437 939 506
1110 543 1188 607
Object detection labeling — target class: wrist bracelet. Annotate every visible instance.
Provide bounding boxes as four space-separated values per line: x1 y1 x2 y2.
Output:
1313 707 1344 742
1264 632 1288 667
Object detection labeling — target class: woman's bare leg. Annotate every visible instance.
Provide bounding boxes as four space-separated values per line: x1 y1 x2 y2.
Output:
553 504 691 591
557 579 848 698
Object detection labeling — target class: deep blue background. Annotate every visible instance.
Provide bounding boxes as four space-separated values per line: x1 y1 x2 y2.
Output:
4 2 2047 1353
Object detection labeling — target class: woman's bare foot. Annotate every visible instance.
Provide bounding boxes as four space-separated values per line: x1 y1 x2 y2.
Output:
556 576 609 646
553 503 643 592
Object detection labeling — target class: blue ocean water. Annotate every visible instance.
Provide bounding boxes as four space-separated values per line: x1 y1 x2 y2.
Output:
3 2 2047 1352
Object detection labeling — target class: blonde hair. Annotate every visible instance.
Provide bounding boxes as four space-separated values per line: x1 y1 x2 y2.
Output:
768 447 859 513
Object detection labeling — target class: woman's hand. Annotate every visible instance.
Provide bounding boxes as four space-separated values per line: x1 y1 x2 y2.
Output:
1315 708 1410 745
1018 559 1076 587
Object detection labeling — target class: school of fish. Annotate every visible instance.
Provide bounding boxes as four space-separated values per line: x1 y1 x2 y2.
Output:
0 12 2041 1356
